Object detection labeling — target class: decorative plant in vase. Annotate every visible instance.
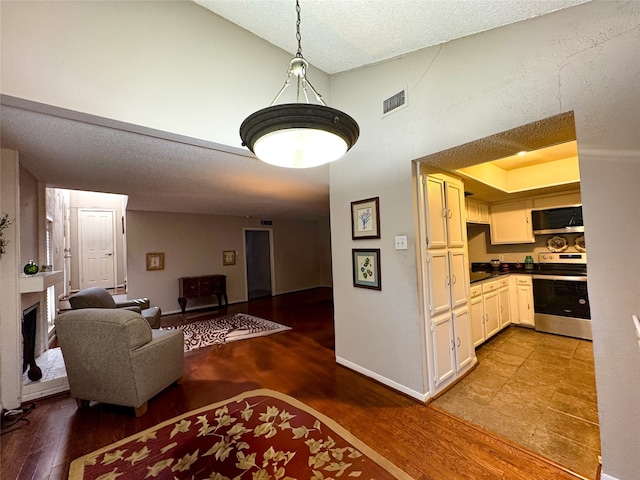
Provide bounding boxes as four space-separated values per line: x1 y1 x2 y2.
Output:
0 212 15 260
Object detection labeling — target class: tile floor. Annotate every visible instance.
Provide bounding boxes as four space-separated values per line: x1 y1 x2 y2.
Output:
433 325 600 479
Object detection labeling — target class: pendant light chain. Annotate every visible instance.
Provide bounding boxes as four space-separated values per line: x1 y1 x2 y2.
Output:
295 0 303 58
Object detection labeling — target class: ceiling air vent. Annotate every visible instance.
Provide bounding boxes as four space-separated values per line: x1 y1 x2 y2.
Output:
382 88 407 118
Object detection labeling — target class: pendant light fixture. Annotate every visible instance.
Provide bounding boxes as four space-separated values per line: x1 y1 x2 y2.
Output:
239 0 359 168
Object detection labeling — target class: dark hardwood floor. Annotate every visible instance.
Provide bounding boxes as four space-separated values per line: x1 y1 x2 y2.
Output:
2 288 586 479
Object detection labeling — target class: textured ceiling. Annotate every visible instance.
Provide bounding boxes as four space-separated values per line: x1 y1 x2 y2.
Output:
1 99 330 219
1 1 590 218
194 0 592 74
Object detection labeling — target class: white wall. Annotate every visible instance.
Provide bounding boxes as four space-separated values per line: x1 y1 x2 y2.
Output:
0 149 22 410
329 2 639 479
125 211 329 314
0 0 331 150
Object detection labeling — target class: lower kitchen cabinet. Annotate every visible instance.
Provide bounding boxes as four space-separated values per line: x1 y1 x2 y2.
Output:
510 274 534 327
470 294 485 347
431 308 473 387
470 277 510 346
498 282 511 328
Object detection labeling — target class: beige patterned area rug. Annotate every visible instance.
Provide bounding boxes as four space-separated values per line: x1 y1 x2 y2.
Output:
69 389 412 480
163 313 291 351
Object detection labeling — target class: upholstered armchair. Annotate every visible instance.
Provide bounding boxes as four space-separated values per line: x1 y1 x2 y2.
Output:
69 287 162 329
56 308 184 417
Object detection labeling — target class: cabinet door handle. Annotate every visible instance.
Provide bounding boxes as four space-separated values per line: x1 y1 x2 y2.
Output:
450 339 455 350
448 209 453 219
451 274 456 284
457 337 461 347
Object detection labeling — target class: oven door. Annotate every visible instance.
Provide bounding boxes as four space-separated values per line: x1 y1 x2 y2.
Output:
532 275 591 340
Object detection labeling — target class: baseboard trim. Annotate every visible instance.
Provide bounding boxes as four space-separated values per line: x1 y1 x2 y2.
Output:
601 474 620 480
336 356 428 402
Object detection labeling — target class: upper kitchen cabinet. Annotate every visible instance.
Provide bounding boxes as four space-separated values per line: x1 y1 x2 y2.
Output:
423 175 465 248
532 191 581 210
489 199 535 244
466 198 490 224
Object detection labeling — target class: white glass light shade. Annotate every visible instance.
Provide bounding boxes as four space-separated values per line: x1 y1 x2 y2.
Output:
254 128 348 168
240 104 359 169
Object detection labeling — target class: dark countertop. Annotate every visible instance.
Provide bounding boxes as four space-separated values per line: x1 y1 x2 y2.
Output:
469 262 533 283
469 270 510 283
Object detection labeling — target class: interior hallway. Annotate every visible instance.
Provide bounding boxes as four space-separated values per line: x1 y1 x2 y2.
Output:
433 326 599 478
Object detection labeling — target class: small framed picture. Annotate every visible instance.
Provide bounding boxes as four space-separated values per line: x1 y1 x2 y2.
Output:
146 252 164 271
351 197 380 239
222 250 236 266
352 249 381 290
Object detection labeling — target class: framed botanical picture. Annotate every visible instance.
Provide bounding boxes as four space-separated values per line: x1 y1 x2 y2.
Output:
222 250 236 266
351 197 380 239
352 249 381 290
146 252 164 271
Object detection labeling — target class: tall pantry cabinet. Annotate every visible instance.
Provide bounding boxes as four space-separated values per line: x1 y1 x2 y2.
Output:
420 173 475 393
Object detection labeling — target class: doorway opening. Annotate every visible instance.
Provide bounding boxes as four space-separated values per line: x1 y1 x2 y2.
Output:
244 229 274 300
414 111 600 477
22 189 128 402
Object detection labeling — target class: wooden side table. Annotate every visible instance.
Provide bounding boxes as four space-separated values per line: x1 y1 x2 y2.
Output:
178 275 228 313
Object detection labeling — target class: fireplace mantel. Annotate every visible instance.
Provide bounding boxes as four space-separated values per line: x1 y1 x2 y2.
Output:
19 271 64 294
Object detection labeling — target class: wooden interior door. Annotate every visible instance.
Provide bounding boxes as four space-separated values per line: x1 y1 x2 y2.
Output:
79 209 116 290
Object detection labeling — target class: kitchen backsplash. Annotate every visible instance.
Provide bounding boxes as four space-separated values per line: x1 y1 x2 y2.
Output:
466 224 586 263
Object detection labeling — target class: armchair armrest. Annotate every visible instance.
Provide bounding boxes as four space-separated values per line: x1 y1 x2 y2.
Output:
130 329 184 404
116 298 151 310
121 305 142 314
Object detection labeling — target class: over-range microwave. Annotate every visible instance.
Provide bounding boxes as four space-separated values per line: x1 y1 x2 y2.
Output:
531 205 584 234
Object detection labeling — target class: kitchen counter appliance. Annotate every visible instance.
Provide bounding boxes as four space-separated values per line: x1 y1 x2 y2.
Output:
533 252 591 340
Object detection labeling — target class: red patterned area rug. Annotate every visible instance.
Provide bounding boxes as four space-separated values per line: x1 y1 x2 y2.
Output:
163 313 291 351
69 389 412 480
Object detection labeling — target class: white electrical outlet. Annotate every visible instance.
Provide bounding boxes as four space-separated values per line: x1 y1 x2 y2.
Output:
395 235 408 250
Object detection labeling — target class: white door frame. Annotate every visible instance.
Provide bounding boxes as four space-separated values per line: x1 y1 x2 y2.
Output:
78 208 117 290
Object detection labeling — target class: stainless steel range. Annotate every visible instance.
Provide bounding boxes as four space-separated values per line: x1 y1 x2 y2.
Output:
533 252 591 340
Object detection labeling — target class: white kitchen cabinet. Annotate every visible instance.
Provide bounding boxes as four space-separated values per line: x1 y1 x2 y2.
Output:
453 309 474 370
424 176 448 249
427 251 451 317
532 191 581 210
466 198 490 224
431 307 474 386
423 175 465 249
498 280 511 328
483 289 500 338
449 250 469 308
489 199 535 244
420 172 474 393
510 274 534 327
445 180 466 247
470 293 485 347
427 249 468 316
470 277 509 346
431 312 455 386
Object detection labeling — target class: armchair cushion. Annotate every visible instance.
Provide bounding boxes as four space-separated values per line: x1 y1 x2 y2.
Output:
55 308 184 413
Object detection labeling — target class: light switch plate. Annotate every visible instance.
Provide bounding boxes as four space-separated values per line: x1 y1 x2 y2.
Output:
395 235 408 250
